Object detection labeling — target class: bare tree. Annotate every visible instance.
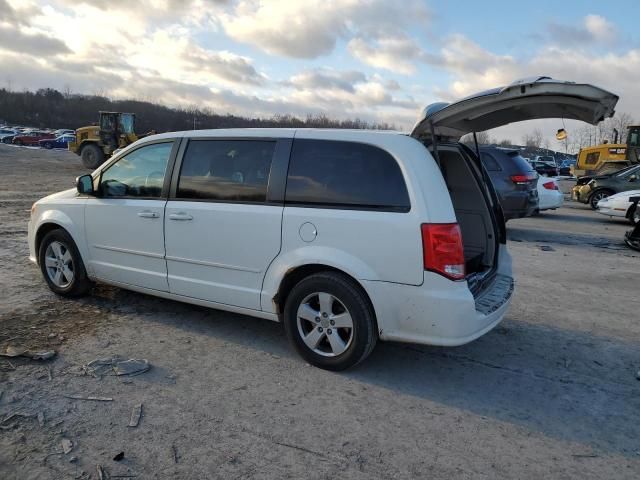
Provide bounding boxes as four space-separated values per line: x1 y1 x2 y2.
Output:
522 128 544 148
497 139 512 147
461 130 491 146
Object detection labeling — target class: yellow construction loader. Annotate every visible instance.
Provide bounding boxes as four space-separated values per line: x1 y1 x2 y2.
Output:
68 112 139 169
573 125 640 177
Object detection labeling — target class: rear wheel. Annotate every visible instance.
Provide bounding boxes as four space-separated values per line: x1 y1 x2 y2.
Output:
589 190 613 209
44 142 53 149
80 143 105 169
283 272 377 371
38 229 92 297
14 139 23 146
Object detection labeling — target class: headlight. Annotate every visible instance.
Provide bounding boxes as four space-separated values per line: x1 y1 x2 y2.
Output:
587 179 595 186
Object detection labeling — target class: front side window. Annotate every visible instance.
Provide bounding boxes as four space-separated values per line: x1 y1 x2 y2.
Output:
100 142 172 198
585 151 600 165
177 140 276 202
285 139 410 211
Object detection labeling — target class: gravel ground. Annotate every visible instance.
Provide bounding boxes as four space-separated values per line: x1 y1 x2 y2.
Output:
1 144 639 479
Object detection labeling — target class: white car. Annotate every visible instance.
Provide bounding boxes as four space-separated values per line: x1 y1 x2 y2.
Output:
27 77 618 370
536 176 564 211
596 190 640 225
0 128 17 140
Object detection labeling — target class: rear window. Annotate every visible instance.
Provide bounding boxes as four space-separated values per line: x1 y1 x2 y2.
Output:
509 153 535 172
285 139 410 211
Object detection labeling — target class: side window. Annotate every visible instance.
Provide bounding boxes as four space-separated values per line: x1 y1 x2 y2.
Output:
100 142 173 198
285 139 410 211
585 151 600 165
177 140 276 202
480 153 501 171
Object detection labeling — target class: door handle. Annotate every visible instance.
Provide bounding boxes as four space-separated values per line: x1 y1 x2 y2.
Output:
137 211 159 218
168 212 193 221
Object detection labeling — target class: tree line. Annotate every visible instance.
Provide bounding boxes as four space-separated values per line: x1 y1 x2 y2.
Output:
0 88 396 133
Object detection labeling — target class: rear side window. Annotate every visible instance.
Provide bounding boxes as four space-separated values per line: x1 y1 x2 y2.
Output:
480 152 501 171
285 139 410 211
509 154 535 172
177 140 275 202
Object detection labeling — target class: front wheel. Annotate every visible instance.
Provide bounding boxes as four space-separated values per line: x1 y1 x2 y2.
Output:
589 190 612 209
283 272 377 371
44 142 53 149
80 143 105 169
38 229 92 297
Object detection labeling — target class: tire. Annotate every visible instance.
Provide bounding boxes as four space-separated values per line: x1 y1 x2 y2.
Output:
589 190 613 210
629 205 640 226
14 139 23 146
44 142 53 149
80 143 105 169
283 272 377 371
38 229 92 297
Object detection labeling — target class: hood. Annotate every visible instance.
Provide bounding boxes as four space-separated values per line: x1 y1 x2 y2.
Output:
38 188 78 203
411 76 619 142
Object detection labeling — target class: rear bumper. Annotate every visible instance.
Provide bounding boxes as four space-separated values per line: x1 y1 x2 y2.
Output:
539 190 564 210
501 190 538 220
364 246 514 346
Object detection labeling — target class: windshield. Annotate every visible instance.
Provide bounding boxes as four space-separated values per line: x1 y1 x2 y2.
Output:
627 127 640 147
119 114 135 134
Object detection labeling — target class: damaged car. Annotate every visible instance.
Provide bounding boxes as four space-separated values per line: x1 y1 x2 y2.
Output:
28 77 618 370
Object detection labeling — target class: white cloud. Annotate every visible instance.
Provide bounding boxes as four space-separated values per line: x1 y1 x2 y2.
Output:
584 14 615 43
221 0 430 59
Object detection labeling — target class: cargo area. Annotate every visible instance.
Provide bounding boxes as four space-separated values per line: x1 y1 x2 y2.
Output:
436 146 498 278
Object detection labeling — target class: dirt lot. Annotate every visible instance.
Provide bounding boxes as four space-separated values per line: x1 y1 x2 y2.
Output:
1 144 639 479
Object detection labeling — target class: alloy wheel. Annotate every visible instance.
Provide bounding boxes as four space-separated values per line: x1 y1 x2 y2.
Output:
44 241 74 288
296 292 354 357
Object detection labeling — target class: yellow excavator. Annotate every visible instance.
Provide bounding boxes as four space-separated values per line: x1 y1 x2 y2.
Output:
68 112 140 169
573 125 640 177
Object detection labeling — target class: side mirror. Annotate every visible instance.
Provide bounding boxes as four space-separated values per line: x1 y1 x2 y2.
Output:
76 174 95 195
629 175 637 182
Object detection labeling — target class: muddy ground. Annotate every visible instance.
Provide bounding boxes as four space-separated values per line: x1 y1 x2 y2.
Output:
0 144 638 479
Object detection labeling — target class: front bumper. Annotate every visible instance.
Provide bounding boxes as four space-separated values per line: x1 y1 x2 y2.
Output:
27 219 37 264
364 247 514 347
571 185 592 203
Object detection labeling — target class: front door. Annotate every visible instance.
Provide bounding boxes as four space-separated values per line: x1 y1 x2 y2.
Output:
84 141 175 291
164 138 284 310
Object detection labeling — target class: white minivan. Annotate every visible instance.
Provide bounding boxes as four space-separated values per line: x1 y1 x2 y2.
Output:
28 77 617 370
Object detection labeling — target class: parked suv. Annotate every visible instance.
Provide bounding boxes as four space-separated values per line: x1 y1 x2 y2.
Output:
479 146 539 220
27 77 618 370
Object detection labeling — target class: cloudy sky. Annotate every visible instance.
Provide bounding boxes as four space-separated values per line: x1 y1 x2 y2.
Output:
1 0 638 144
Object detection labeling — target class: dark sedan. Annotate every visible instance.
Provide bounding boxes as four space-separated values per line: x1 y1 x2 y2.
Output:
529 160 558 177
38 134 76 149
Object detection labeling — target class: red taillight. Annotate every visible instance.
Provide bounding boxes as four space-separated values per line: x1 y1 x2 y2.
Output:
510 173 537 184
421 223 465 280
542 181 558 190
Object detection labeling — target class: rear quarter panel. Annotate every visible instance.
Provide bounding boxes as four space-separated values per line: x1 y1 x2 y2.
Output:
260 132 457 313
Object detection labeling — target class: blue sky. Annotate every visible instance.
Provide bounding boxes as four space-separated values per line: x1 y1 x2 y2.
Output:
1 0 638 147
